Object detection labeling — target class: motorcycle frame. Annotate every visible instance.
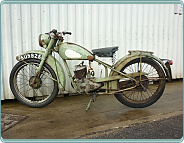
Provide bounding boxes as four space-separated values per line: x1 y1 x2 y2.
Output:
16 34 172 95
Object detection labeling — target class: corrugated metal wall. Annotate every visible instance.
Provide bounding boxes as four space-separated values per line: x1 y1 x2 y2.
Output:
1 4 183 100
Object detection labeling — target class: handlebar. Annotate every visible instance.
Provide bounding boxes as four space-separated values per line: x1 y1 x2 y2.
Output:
50 29 72 36
47 29 72 40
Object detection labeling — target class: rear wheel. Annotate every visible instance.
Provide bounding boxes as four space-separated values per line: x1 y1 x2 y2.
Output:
114 58 166 108
9 59 59 108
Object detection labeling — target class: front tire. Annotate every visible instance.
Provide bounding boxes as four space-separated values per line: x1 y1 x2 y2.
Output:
9 59 59 108
114 58 166 108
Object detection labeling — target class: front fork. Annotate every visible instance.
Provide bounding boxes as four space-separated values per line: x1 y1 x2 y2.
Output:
30 39 56 86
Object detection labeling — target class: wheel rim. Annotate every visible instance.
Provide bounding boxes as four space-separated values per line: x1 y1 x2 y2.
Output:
14 62 55 104
118 59 165 104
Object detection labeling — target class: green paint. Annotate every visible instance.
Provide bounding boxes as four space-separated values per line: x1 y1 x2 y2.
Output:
39 34 51 47
62 59 81 94
58 42 94 60
109 50 172 92
110 50 171 80
93 72 147 83
16 31 171 96
95 59 138 83
16 50 66 91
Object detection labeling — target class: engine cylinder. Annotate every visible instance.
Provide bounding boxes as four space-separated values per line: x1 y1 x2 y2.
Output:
74 65 87 79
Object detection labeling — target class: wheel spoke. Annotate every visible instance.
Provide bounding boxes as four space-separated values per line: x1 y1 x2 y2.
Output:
147 69 157 75
24 86 32 97
13 61 56 105
17 73 29 81
142 92 147 100
141 63 146 71
131 65 134 72
18 84 29 90
118 58 165 105
126 66 134 73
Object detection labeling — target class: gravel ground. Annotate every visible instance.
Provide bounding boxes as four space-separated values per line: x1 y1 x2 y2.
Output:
89 115 183 139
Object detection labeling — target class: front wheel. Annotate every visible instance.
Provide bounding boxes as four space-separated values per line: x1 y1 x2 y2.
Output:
9 59 59 108
114 58 166 108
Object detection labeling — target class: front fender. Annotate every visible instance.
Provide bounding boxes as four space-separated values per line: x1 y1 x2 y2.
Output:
16 50 65 91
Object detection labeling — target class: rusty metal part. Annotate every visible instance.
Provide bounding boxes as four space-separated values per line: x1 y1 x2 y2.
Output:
118 80 133 89
87 55 95 61
118 76 149 92
30 72 39 87
88 61 93 70
15 50 65 91
74 78 102 93
66 58 72 60
66 42 95 61
29 76 42 89
132 76 149 92
39 34 51 48
39 34 43 47
16 56 19 61
20 60 58 82
58 42 95 61
74 65 87 79
110 51 171 81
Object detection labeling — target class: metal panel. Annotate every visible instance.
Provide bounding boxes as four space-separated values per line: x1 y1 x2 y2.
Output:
1 4 183 100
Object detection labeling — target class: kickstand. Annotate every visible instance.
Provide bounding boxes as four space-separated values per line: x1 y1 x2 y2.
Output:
85 99 92 111
85 93 98 111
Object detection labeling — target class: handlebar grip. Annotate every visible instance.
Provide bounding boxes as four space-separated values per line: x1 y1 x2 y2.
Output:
63 32 72 35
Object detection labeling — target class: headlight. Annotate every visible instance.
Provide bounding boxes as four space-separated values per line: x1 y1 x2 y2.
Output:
39 34 51 47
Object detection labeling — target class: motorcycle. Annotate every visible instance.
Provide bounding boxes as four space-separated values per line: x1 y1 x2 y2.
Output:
9 29 172 110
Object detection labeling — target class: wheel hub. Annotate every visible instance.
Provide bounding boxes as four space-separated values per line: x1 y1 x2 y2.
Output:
134 76 149 91
29 76 42 89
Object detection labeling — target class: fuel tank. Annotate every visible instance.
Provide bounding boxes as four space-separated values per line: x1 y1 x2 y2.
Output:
58 42 95 60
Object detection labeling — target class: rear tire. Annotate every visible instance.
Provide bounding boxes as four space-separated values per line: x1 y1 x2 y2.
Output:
9 59 59 108
114 58 166 108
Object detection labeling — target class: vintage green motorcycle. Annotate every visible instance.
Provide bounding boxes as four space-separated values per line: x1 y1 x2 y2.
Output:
9 29 172 110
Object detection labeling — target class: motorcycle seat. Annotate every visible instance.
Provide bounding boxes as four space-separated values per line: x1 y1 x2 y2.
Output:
92 46 119 57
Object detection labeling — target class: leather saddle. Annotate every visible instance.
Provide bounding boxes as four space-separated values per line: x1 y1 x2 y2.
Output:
92 46 119 57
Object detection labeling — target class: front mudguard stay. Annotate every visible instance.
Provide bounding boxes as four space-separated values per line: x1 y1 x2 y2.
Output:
16 50 65 91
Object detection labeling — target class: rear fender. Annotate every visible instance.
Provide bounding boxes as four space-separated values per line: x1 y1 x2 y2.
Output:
16 50 65 91
109 51 172 91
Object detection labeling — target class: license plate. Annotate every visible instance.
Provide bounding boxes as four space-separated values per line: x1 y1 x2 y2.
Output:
20 53 42 60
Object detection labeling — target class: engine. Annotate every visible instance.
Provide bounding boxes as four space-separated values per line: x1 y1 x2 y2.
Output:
73 62 102 93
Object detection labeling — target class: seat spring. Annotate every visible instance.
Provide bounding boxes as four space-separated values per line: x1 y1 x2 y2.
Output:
112 52 116 66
